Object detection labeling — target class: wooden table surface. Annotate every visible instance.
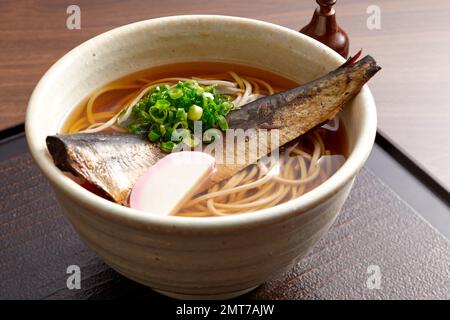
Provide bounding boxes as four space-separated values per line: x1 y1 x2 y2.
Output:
1 0 449 190
1 146 449 299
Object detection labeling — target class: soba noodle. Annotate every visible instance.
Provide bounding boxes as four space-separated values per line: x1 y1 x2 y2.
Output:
178 133 327 217
67 69 344 217
69 72 274 134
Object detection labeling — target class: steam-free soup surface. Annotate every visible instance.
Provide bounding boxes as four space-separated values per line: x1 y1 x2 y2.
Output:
62 62 348 217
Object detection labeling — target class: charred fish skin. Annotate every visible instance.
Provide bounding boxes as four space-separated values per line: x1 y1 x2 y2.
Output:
46 133 164 204
207 55 380 188
46 55 381 205
226 55 381 144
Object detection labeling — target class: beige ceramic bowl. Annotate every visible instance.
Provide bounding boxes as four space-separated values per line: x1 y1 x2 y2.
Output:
26 15 377 299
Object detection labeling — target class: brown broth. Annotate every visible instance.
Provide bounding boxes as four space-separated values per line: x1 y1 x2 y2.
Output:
62 62 298 133
61 62 348 212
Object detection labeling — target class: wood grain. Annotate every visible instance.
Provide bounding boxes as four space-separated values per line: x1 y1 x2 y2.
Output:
0 151 449 299
1 0 449 189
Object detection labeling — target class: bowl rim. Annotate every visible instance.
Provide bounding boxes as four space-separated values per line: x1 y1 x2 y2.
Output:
25 14 377 231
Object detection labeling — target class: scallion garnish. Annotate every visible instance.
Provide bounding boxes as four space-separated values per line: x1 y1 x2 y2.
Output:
148 130 161 142
123 80 232 152
160 141 176 153
168 87 184 100
188 104 203 121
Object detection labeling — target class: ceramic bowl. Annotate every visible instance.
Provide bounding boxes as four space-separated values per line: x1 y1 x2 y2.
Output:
26 15 377 299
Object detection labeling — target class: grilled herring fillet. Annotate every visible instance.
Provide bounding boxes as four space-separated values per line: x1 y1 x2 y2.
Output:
46 55 381 205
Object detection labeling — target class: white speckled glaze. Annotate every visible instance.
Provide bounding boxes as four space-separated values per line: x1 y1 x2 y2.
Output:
26 15 377 299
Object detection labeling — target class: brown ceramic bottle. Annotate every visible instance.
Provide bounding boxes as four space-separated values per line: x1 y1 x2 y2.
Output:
300 0 349 58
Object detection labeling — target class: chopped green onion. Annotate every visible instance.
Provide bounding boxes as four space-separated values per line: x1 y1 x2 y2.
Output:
168 88 183 100
203 128 221 143
160 141 176 153
182 134 200 148
222 101 233 112
159 124 166 136
176 108 187 121
170 130 183 143
148 130 161 142
188 104 203 121
204 85 216 93
172 121 188 130
163 127 174 141
217 115 229 130
203 92 214 100
149 105 168 124
154 99 171 109
122 79 235 146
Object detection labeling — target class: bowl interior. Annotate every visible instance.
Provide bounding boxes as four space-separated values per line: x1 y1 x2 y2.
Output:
26 15 377 226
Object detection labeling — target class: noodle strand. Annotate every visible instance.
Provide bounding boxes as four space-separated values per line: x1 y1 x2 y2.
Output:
68 71 343 217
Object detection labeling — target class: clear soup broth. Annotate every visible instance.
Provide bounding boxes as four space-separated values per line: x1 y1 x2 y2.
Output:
62 62 348 217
